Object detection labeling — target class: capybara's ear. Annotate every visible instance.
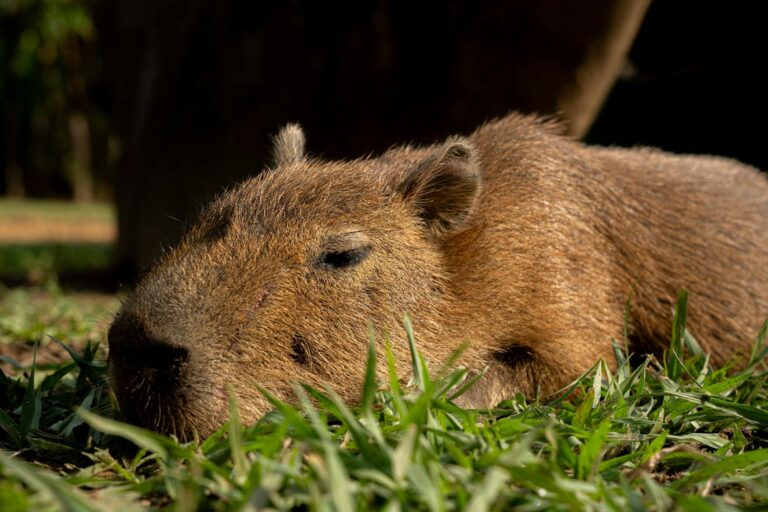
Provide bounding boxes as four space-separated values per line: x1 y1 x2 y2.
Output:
398 137 482 239
271 123 306 166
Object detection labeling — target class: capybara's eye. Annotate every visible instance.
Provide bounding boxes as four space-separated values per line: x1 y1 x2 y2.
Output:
315 231 372 270
319 247 371 269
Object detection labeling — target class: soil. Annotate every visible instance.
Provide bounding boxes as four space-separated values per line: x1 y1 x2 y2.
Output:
0 217 115 244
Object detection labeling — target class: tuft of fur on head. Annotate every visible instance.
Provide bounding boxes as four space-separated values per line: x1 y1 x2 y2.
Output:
271 123 307 166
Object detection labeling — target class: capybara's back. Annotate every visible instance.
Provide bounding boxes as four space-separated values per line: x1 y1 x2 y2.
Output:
448 116 767 405
108 113 768 437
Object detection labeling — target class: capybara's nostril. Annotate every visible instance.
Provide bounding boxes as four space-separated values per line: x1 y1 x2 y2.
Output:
138 341 189 374
108 313 190 387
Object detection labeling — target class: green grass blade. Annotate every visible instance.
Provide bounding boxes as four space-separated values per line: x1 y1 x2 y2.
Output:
683 329 705 359
49 337 105 370
666 290 688 381
228 390 248 484
672 448 768 490
466 467 509 512
640 431 669 465
384 334 407 417
0 451 105 512
706 396 768 425
404 314 430 392
748 319 768 366
0 355 23 369
622 286 635 355
20 338 41 438
255 385 314 438
57 387 96 437
0 409 22 448
432 367 469 399
199 421 230 455
295 386 355 512
576 420 611 479
76 408 184 461
392 424 417 485
592 360 604 407
362 326 378 415
39 362 78 393
324 386 388 466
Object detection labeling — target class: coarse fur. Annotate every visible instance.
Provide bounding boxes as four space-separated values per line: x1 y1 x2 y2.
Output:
108 113 768 438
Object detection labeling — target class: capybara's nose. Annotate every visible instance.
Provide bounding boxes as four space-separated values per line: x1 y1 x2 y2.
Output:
108 313 190 390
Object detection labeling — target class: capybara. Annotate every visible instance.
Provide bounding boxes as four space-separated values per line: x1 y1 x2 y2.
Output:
108 114 768 438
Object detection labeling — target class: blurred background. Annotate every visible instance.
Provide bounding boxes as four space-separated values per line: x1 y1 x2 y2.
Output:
1 0 765 293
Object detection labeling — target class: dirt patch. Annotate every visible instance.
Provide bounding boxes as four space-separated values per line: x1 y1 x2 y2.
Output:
0 339 100 372
0 217 115 244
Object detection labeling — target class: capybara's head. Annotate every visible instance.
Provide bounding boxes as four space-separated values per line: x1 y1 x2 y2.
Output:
108 124 484 438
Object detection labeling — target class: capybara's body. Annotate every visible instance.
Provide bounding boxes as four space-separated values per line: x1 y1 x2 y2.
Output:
109 114 768 437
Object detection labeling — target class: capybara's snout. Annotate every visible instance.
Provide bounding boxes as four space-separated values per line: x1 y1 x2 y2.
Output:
108 312 195 434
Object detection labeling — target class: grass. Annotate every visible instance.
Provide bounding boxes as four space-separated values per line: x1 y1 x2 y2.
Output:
0 199 115 222
0 291 767 510
0 243 114 282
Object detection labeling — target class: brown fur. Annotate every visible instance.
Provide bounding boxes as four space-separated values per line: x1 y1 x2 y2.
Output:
108 113 768 438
